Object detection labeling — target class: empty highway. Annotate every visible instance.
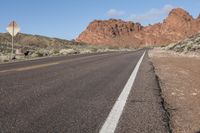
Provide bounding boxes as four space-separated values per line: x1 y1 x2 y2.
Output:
0 50 169 133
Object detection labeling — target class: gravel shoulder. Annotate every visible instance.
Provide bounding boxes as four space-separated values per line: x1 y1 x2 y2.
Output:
115 53 169 133
149 49 200 133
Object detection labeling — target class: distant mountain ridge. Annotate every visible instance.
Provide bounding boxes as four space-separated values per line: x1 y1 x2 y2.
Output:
76 8 200 47
0 32 76 48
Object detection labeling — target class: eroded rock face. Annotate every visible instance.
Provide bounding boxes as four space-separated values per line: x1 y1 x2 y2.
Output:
87 19 142 37
76 8 200 47
76 19 143 45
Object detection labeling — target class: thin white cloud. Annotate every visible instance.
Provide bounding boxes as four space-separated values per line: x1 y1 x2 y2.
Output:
129 4 174 22
107 9 125 17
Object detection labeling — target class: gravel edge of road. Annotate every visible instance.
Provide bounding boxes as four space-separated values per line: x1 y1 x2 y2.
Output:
149 59 172 133
149 49 200 133
115 52 171 133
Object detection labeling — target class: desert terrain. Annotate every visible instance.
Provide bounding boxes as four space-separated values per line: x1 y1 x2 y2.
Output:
77 8 200 48
149 32 200 133
149 49 200 133
0 3 200 133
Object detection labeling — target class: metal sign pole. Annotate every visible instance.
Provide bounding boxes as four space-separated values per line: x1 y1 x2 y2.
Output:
11 22 14 60
11 35 14 60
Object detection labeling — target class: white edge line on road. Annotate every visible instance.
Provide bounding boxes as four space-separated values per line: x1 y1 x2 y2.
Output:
99 51 146 133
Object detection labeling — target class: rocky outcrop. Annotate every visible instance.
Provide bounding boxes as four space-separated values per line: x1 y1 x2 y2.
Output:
76 19 143 46
76 8 200 47
165 32 200 53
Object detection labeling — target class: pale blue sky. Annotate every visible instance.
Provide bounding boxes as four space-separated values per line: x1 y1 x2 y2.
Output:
0 0 199 40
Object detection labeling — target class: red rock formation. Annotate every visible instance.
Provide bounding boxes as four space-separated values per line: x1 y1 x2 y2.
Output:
76 8 200 47
77 19 143 46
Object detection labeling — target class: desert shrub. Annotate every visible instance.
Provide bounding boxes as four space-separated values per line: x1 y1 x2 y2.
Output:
49 49 60 55
59 49 77 55
0 54 10 62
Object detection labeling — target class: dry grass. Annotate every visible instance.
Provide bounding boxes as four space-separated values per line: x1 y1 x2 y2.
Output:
0 33 135 63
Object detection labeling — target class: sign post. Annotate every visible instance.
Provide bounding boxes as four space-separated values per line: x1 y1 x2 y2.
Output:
6 21 20 60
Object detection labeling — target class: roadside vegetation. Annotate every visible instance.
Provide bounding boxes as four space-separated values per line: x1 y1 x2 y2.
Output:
162 33 200 54
0 33 135 63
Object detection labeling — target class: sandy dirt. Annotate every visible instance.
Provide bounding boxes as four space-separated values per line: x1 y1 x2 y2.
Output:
149 49 200 133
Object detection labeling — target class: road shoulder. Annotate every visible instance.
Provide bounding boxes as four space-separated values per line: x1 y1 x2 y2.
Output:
115 52 170 133
149 49 200 133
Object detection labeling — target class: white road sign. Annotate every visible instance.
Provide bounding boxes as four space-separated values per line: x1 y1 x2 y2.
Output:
6 21 20 37
6 21 20 59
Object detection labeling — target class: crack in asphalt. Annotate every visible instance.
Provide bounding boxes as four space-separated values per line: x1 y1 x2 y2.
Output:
150 61 172 133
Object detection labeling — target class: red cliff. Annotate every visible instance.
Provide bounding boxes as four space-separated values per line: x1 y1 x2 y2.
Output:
76 8 200 47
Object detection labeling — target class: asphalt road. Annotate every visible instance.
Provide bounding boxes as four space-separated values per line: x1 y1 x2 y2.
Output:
0 50 169 133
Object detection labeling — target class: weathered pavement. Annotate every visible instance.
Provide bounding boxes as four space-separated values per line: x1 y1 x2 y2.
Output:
0 50 169 133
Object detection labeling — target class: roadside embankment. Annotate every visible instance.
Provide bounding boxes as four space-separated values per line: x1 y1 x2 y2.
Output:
149 49 200 133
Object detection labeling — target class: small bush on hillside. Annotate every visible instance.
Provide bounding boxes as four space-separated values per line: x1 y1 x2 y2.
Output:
59 49 77 55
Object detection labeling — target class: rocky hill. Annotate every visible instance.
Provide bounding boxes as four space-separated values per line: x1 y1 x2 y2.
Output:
0 32 134 62
0 33 78 48
0 33 84 61
76 8 200 47
165 32 200 53
77 19 143 47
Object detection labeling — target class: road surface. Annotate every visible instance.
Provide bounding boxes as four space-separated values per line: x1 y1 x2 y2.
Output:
0 50 169 133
